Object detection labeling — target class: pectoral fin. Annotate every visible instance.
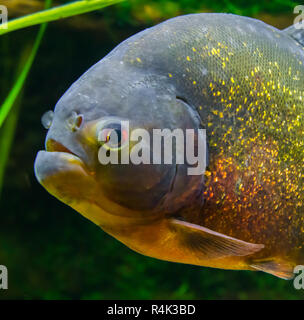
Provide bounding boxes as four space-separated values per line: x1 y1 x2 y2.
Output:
250 260 295 280
169 218 264 260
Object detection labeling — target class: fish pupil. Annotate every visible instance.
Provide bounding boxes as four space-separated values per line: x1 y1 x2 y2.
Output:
107 123 122 148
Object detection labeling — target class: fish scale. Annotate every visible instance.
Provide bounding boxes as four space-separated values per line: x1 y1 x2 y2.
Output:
127 14 304 247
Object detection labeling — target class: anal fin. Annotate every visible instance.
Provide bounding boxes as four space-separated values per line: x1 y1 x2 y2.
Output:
250 260 295 280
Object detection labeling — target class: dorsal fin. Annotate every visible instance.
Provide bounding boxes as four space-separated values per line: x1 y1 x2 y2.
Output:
283 23 304 46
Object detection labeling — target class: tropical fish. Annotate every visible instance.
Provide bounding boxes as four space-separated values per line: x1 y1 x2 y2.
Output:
34 13 304 279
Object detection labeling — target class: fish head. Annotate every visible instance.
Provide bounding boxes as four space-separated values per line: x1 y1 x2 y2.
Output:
34 60 205 227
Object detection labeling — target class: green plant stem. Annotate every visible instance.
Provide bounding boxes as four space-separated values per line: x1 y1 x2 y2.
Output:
0 27 47 128
0 0 124 128
0 89 23 196
0 1 54 128
0 0 52 196
0 0 125 36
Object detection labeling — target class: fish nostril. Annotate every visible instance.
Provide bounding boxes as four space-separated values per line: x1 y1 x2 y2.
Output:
46 138 74 154
67 111 84 132
75 114 83 128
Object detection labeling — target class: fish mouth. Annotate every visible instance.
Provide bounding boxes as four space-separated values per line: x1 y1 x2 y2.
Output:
46 138 79 157
34 139 87 185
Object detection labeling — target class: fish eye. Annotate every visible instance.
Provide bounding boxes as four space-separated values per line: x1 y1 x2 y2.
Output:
41 110 54 129
67 111 84 132
97 122 128 151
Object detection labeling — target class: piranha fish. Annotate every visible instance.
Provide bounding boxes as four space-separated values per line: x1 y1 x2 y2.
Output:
34 13 304 279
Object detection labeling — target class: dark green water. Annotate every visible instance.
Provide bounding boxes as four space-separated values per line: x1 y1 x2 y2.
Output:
1 0 304 299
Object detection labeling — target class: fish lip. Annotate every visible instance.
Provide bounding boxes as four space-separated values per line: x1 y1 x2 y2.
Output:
34 149 88 185
43 138 90 170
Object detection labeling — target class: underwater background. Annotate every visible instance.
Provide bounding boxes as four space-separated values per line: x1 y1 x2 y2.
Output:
1 0 304 299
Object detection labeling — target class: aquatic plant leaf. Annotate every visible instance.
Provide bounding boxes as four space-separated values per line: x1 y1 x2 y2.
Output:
0 0 125 36
0 0 53 129
0 0 52 196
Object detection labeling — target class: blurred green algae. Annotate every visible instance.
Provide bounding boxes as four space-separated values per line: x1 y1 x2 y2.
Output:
0 0 304 300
